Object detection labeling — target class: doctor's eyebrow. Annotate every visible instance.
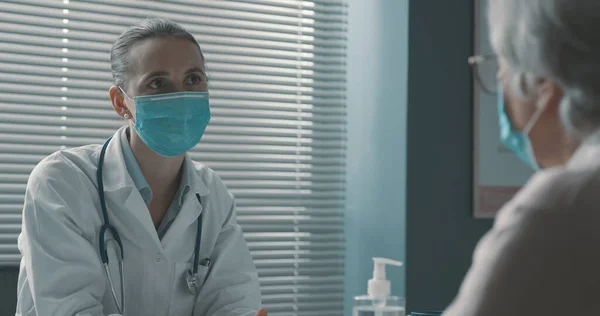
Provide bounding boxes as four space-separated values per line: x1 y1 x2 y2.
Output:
140 71 169 82
140 67 206 80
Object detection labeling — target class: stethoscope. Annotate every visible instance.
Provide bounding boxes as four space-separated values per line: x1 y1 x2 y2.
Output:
97 136 206 314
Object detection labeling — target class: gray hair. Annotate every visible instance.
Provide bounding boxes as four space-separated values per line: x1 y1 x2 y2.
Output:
488 0 600 137
110 17 203 90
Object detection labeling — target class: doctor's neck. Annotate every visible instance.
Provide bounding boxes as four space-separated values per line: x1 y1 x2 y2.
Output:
127 127 184 194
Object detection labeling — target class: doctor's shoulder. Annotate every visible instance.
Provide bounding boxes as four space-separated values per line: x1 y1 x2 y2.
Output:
24 145 102 219
190 160 235 210
28 145 100 187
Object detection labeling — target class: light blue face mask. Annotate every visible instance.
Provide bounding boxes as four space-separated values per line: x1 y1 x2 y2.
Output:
497 85 544 170
123 90 211 157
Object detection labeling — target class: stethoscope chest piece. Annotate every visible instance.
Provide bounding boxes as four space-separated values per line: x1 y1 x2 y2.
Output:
186 269 200 295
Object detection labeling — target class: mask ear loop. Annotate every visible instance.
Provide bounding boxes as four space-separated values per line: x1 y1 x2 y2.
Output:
522 103 546 136
521 104 547 170
118 86 132 100
118 87 136 130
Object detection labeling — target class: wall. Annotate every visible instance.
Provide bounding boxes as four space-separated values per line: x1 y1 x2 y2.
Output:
405 0 493 312
344 0 409 315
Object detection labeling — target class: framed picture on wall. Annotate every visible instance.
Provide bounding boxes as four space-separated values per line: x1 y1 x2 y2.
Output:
472 0 533 218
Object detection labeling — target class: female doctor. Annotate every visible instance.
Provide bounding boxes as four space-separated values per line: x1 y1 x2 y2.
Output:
16 18 267 316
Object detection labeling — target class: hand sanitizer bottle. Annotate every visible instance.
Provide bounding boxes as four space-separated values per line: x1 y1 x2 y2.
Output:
353 258 406 316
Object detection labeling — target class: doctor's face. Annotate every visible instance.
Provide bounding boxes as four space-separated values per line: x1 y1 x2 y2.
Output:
111 37 208 118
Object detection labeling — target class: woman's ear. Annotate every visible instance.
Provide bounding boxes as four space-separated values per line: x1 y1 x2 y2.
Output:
109 85 132 118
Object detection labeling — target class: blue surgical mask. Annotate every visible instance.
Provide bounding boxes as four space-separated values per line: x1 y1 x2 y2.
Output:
497 85 544 170
122 90 211 157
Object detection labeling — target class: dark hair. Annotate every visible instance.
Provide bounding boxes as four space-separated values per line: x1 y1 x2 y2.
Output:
110 17 203 89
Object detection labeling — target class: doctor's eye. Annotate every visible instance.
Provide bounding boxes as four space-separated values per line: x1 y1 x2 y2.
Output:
187 74 205 85
149 78 166 89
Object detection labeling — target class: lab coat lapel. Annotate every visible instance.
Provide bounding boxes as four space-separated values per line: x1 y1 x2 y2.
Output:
101 126 162 250
123 189 162 248
161 156 209 254
160 194 202 256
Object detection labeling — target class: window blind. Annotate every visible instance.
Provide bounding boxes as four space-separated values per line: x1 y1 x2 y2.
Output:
0 0 347 315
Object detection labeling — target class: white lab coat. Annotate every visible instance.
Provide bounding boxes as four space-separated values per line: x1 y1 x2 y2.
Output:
15 126 261 316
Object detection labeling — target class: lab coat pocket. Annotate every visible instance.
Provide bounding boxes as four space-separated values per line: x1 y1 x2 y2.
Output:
169 262 209 315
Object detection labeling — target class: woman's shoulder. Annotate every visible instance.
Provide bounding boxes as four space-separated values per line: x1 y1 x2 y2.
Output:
506 165 598 212
452 165 600 316
29 145 101 190
24 146 102 233
496 163 600 234
189 160 222 184
188 160 234 200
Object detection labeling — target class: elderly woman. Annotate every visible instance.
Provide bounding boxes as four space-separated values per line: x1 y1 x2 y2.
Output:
445 1 600 315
